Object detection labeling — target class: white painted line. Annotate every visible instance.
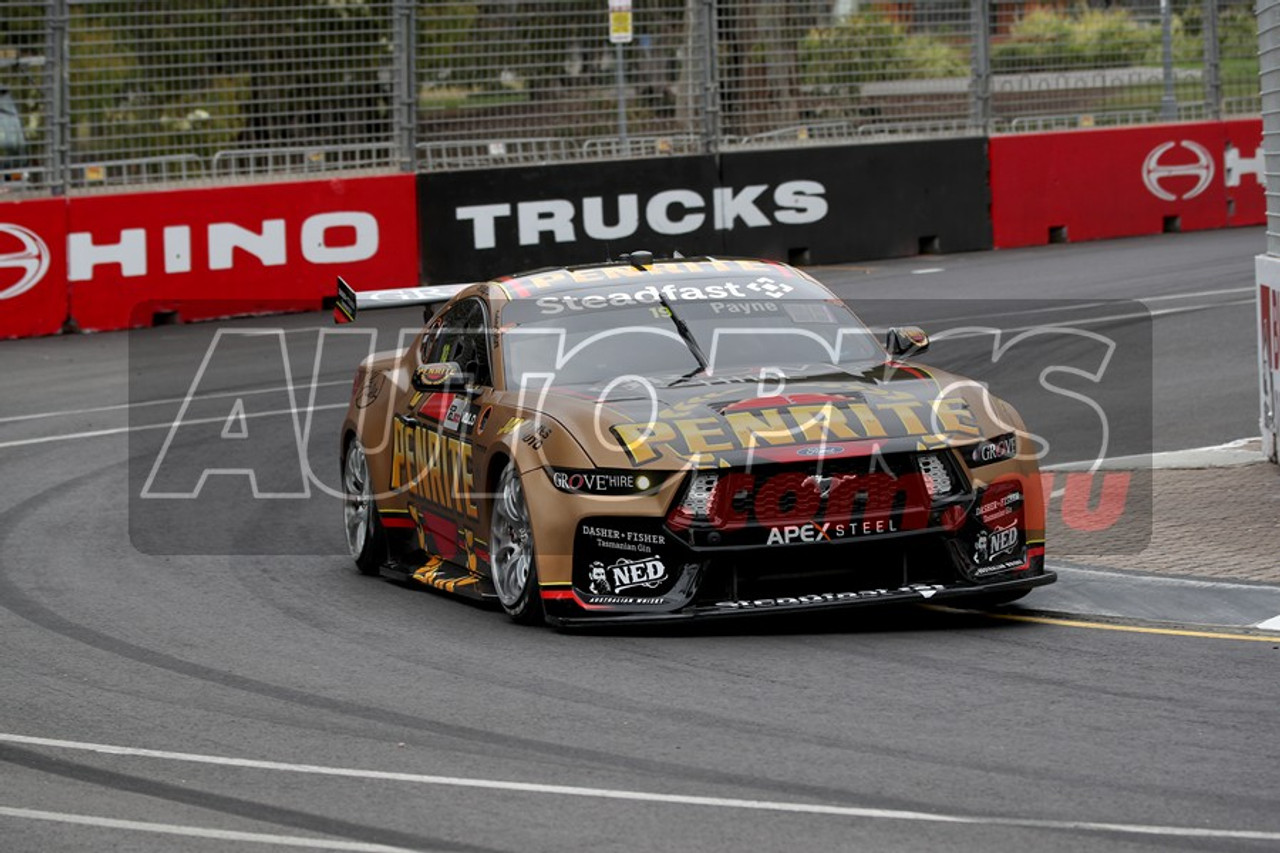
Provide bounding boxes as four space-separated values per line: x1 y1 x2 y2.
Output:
0 805 420 852
1 733 1278 843
911 268 944 275
986 298 1254 336
889 284 1253 328
1046 436 1264 472
875 297 1253 343
0 403 349 450
1139 285 1255 302
2 291 1254 430
1047 562 1280 593
1254 615 1280 631
0 380 350 426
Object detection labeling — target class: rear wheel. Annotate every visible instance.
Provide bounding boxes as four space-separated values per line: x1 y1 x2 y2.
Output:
342 438 385 576
489 464 544 625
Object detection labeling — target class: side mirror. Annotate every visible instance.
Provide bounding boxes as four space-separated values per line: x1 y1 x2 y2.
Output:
412 361 472 392
886 326 930 357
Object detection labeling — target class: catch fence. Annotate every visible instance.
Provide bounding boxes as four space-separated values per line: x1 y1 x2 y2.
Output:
0 0 1260 195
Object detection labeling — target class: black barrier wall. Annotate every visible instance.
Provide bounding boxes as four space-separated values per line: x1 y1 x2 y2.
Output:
418 156 722 282
717 139 993 262
417 138 993 282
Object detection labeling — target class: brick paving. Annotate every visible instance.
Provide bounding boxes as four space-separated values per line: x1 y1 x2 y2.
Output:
1049 462 1280 585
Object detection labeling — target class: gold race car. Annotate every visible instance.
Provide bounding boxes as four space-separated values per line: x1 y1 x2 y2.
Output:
337 253 1053 627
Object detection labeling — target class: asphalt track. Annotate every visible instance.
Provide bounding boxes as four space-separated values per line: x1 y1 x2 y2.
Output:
1 227 1278 852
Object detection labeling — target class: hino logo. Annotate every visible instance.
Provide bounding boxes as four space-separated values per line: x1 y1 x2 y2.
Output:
0 223 51 301
456 180 828 250
1225 142 1264 189
65 210 379 281
1142 141 1214 202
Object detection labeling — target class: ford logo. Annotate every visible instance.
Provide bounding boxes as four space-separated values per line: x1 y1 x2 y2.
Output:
796 445 843 458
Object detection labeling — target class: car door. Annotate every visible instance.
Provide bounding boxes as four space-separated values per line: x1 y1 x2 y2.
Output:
404 297 494 574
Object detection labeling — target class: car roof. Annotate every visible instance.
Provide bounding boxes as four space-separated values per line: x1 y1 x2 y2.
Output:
490 256 831 301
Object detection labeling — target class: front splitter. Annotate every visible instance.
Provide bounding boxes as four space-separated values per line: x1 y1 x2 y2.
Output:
548 571 1057 628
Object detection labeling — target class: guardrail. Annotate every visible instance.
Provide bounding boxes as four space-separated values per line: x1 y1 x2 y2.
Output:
70 154 206 187
417 138 579 172
211 143 397 178
1008 111 1155 132
580 135 704 159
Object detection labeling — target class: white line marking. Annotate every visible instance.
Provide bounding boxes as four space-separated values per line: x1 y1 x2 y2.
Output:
0 380 350 426
1045 436 1263 472
1 290 1254 431
1047 562 1280 593
0 404 348 450
977 298 1254 337
871 296 1252 341
889 285 1253 328
0 805 421 852
1139 285 1255 302
1 733 1278 842
1254 615 1280 631
911 268 944 275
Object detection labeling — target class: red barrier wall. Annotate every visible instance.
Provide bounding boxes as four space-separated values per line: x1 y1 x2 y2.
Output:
0 197 69 339
1223 119 1266 226
66 174 419 332
990 119 1264 248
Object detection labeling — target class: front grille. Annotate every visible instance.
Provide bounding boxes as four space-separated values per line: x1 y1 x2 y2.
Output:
693 536 959 603
668 450 966 547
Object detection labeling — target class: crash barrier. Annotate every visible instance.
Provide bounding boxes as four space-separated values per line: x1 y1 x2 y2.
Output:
417 136 992 283
0 196 69 338
1258 257 1280 464
0 174 419 339
989 118 1264 248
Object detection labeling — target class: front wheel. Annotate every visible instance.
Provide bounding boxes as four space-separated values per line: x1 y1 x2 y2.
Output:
342 438 385 576
489 464 544 625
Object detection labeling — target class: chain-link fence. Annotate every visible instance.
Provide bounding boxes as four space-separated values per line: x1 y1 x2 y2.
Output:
0 0 1262 194
986 0 1259 129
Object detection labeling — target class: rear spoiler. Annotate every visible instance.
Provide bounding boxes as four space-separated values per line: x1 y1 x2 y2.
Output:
333 276 474 324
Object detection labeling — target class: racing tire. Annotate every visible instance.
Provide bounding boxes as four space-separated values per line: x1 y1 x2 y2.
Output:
489 463 545 625
342 437 386 576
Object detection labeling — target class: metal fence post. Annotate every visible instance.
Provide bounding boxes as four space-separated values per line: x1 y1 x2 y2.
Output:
970 0 992 133
1159 0 1177 120
46 0 68 195
701 0 720 155
392 0 417 172
1203 0 1222 119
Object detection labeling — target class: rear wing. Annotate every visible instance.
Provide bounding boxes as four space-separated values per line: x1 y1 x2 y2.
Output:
333 276 474 324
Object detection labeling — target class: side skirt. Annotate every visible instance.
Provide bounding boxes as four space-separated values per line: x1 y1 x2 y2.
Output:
380 554 496 602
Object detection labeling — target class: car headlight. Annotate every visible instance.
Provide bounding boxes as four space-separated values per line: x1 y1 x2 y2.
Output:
546 467 670 496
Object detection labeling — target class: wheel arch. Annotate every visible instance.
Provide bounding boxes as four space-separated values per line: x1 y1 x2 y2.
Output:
481 446 514 532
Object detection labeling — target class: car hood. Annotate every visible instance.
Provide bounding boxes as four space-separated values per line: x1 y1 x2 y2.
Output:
536 362 1010 470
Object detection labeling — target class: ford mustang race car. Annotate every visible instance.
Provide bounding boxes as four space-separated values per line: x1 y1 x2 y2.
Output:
337 253 1053 627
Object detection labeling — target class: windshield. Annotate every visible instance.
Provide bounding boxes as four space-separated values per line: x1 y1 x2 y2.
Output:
500 283 883 388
